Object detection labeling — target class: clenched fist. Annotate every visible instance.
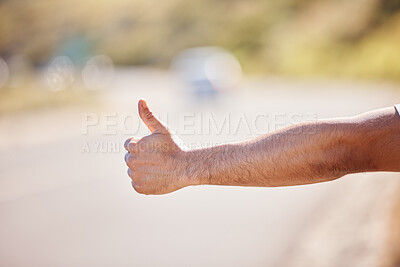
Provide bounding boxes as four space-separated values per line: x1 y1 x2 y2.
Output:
124 100 200 195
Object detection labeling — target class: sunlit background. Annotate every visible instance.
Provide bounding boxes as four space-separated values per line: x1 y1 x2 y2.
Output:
1 0 400 266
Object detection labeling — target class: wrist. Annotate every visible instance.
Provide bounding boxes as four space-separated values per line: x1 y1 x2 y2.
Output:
180 143 241 186
180 148 211 186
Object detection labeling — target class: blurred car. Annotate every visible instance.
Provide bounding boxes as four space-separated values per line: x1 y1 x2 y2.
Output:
171 47 242 98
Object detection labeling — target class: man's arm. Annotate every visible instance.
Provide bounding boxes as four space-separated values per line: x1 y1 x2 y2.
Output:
186 106 400 187
124 101 400 195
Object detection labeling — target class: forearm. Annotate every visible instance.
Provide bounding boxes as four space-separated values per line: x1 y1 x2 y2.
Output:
186 121 357 187
185 106 400 187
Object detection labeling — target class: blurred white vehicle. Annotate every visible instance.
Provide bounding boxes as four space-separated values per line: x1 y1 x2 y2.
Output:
171 47 242 97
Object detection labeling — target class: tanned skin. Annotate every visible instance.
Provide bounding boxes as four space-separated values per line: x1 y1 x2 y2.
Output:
124 100 400 195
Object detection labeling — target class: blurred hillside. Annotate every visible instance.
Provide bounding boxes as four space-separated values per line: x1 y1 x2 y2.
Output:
1 0 400 80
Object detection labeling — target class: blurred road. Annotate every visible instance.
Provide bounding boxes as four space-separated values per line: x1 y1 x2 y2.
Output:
1 68 400 266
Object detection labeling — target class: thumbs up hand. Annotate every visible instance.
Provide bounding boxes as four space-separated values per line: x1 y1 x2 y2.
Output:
124 100 198 195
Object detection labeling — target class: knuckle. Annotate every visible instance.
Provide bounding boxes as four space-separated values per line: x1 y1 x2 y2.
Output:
124 139 130 151
129 168 144 181
129 142 137 152
132 171 142 182
126 137 139 152
132 183 147 194
125 152 136 163
144 109 154 120
130 180 137 190
125 137 135 147
124 152 130 163
127 160 138 171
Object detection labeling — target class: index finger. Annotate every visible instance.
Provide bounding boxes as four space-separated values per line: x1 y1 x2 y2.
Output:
124 137 139 152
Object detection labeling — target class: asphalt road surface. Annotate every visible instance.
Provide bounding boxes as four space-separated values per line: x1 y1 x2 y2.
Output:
1 68 400 266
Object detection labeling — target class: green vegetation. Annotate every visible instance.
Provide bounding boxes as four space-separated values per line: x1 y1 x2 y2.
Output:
0 84 98 115
1 0 400 81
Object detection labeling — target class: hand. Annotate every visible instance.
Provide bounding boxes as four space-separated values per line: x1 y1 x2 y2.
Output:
124 100 196 195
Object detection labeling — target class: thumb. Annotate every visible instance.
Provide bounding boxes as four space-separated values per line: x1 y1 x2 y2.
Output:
138 99 169 134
